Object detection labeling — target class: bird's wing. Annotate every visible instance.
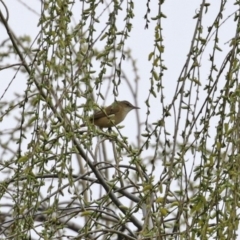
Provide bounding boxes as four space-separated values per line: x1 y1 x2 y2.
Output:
90 104 119 120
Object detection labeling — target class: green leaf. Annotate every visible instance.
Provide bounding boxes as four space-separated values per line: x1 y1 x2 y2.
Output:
152 71 158 80
18 154 30 163
148 52 154 61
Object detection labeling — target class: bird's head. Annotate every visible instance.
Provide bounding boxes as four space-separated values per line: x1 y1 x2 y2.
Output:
117 100 140 114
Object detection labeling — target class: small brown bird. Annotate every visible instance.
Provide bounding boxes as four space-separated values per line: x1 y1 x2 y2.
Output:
81 100 140 128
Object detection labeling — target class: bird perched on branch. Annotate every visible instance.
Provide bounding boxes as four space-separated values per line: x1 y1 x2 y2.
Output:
81 100 140 129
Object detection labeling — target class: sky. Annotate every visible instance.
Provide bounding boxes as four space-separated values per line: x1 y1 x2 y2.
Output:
1 0 237 132
1 3 236 89
0 0 239 238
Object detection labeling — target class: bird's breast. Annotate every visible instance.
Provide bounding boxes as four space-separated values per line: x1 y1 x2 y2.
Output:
93 112 127 128
93 114 116 128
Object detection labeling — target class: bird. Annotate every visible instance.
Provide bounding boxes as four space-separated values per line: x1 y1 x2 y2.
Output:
81 100 140 128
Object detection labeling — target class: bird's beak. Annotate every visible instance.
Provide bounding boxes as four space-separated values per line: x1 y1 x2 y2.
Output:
132 105 140 109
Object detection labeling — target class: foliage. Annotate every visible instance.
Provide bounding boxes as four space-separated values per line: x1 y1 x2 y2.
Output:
0 0 240 239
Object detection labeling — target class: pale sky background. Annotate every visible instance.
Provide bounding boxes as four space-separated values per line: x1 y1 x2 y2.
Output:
1 0 236 135
0 0 239 239
1 0 237 159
